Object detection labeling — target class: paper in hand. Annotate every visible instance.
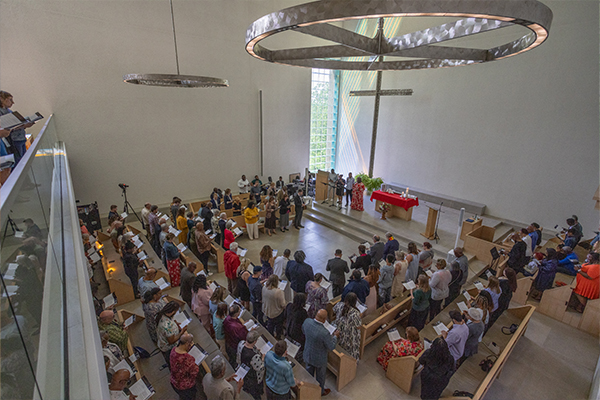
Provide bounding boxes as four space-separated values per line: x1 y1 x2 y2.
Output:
103 293 116 308
457 301 469 313
463 290 472 301
128 377 154 400
234 364 249 381
188 344 208 365
403 280 416 290
285 339 300 358
323 320 336 335
425 270 434 278
278 280 287 291
356 302 367 314
237 248 247 257
224 295 235 306
14 231 24 239
120 212 128 219
90 252 101 263
433 323 449 336
474 281 485 291
177 243 187 252
155 277 170 290
387 328 401 342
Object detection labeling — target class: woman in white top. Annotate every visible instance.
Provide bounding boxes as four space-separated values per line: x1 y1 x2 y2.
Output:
405 242 420 283
262 275 287 339
392 251 408 297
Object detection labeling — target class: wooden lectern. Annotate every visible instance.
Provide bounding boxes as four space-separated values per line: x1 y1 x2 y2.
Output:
421 207 438 240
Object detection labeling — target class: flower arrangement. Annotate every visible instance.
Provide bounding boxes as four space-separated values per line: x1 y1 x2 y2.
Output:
379 202 391 219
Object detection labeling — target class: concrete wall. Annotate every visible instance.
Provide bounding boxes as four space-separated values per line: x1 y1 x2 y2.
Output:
0 0 311 210
337 1 599 231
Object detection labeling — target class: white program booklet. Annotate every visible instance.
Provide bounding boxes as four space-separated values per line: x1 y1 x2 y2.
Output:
137 251 147 261
356 302 367 314
177 243 187 252
243 319 257 330
323 320 336 335
237 248 247 257
320 279 331 290
474 281 485 291
173 311 191 328
209 282 218 291
272 249 278 258
154 277 170 290
188 344 208 365
2 285 18 298
129 352 138 364
14 230 24 238
224 295 235 306
425 270 434 278
362 242 371 250
433 323 449 336
134 239 144 249
457 301 469 313
387 328 402 342
197 269 207 276
89 235 97 244
204 229 212 235
229 219 237 227
128 377 154 400
103 293 116 308
304 303 310 311
234 364 250 381
285 339 299 358
4 263 18 280
90 252 101 263
256 336 273 355
403 280 416 290
379 259 387 267
120 212 128 219
124 315 136 328
278 280 287 291
486 270 494 279
424 339 432 350
233 227 243 236
209 233 217 240
463 290 472 301
113 358 136 377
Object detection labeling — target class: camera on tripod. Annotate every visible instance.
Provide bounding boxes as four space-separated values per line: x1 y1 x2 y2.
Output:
119 183 129 190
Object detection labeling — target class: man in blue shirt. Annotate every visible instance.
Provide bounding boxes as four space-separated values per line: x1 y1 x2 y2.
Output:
556 247 579 276
342 270 370 303
285 250 314 293
264 340 299 399
302 309 339 396
382 232 400 261
249 266 264 323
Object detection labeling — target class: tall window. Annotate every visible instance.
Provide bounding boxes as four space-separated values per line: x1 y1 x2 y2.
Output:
309 69 339 171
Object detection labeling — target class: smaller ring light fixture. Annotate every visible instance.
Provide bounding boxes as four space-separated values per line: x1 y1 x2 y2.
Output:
124 0 228 87
245 0 553 71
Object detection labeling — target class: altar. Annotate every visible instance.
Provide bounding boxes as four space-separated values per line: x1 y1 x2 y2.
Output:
370 190 419 221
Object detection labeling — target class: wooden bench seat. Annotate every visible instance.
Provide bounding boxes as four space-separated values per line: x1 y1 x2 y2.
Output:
327 346 358 391
386 349 424 394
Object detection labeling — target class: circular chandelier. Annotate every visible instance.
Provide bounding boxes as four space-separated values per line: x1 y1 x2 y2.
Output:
245 0 553 71
124 0 228 88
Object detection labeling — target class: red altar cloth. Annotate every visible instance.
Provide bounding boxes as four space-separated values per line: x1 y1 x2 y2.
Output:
370 190 419 211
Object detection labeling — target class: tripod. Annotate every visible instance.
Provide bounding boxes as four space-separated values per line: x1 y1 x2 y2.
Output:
2 215 20 240
120 185 143 226
432 202 444 244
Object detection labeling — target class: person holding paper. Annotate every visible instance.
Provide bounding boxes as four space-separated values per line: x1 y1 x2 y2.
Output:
368 235 385 265
302 309 339 396
148 205 162 255
249 266 264 324
278 193 291 232
214 302 229 357
238 175 250 194
109 369 135 400
418 337 455 400
232 197 243 216
265 340 299 399
405 242 420 283
175 207 188 245
377 326 423 371
142 288 167 343
251 181 262 204
260 245 275 280
391 251 408 298
0 91 35 166
236 331 265 399
225 243 241 294
203 356 244 400
458 308 485 367
224 188 233 210
326 249 349 297
453 247 470 288
418 242 435 270
138 268 158 300
332 292 362 359
141 203 152 237
429 259 452 320
237 271 252 310
244 201 260 240
273 249 291 280
100 330 125 375
445 261 464 307
364 265 380 313
122 242 142 298
191 275 214 333
156 301 188 368
263 275 287 338
170 333 199 400
223 221 237 250
285 250 314 293
264 197 278 236
489 267 517 326
305 273 329 319
408 275 431 331
194 221 212 274
571 252 600 313
224 304 249 367
342 270 370 304
378 254 395 304
285 293 309 357
293 189 306 229
441 310 469 365
482 276 501 313
350 244 371 276
163 233 183 286
98 311 129 356
179 262 197 308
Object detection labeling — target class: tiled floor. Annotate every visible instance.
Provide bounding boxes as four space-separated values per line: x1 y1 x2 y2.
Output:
105 196 598 400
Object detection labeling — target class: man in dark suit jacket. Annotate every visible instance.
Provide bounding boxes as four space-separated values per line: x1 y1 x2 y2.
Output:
368 235 385 264
302 309 339 396
383 232 400 261
326 249 349 297
350 244 371 276
293 189 305 229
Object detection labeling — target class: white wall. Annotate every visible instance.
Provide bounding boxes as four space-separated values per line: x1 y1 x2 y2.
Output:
340 1 599 231
0 0 310 210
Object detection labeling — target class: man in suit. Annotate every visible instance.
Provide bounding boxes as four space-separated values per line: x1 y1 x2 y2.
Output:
382 232 400 261
293 189 305 229
326 249 349 297
302 309 339 396
368 235 385 264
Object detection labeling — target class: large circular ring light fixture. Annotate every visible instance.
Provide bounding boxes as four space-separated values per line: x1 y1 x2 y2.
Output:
245 0 553 70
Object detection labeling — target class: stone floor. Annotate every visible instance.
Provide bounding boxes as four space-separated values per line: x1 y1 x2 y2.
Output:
103 195 598 400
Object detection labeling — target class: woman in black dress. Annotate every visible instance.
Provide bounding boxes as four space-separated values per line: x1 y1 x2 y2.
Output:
419 337 455 400
285 293 309 362
335 174 345 208
445 261 464 307
264 197 278 236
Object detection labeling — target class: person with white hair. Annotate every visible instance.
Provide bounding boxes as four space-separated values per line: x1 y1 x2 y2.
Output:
459 307 485 366
223 220 238 250
237 330 265 399
203 356 244 399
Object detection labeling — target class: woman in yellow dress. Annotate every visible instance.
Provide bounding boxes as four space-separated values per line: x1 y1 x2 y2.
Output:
176 207 188 245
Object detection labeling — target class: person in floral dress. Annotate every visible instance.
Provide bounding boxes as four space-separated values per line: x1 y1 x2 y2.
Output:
333 292 362 360
170 333 199 400
142 287 167 343
305 273 329 318
351 177 365 211
377 326 424 371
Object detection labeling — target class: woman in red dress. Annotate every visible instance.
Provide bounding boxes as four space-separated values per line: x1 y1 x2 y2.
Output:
351 177 365 211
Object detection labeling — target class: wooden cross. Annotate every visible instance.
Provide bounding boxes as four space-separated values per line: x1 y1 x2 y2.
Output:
349 19 413 178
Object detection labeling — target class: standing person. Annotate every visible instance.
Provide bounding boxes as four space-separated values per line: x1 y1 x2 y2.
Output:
442 310 469 366
108 205 120 222
285 293 309 357
350 177 365 211
285 250 314 293
156 301 187 367
225 242 241 294
265 197 278 236
392 251 408 298
213 302 228 357
273 249 291 279
251 181 262 204
141 203 152 238
263 275 287 338
408 274 431 331
418 337 455 400
179 262 197 308
453 247 469 289
344 172 354 207
335 174 345 208
326 168 337 203
419 242 435 270
163 233 184 287
238 174 250 194
278 193 291 232
138 268 159 300
458 308 485 367
429 259 451 320
0 91 35 165
506 234 528 274
293 189 306 229
260 245 275 280
531 248 559 301
483 276 501 315
232 197 243 216
170 333 199 400
326 249 350 297
98 311 129 355
191 275 213 332
383 232 400 261
176 207 188 245
223 188 233 210
203 356 244 399
445 261 464 307
302 309 339 396
332 292 362 359
148 205 162 254
218 212 228 248
265 340 300 400
368 235 385 265
122 242 142 297
364 265 380 313
237 331 265 400
244 201 260 240
169 197 181 221
210 286 227 316
142 288 167 343
305 273 329 318
210 187 222 210
490 267 517 325
194 222 212 274
223 304 249 367
342 270 370 304
237 270 252 310
275 176 286 189
350 244 371 276
223 220 237 250
378 254 395 304
249 266 264 323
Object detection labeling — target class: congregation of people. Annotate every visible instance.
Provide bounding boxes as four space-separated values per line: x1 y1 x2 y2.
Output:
88 174 599 400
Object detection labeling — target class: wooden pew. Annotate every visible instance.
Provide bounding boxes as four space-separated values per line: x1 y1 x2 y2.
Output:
126 226 171 284
211 243 225 273
115 309 145 379
326 346 357 391
386 349 424 394
464 226 513 265
97 232 136 305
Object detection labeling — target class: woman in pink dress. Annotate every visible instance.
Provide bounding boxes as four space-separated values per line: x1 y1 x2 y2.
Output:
351 177 365 211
